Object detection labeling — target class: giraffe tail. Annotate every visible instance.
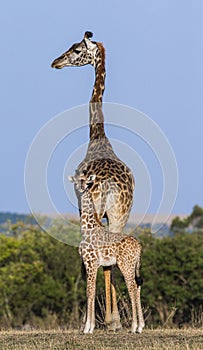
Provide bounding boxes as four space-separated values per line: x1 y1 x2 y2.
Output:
81 260 87 281
135 256 143 286
135 275 143 286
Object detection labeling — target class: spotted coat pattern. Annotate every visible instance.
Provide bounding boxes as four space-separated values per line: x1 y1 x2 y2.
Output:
69 173 145 334
51 31 135 330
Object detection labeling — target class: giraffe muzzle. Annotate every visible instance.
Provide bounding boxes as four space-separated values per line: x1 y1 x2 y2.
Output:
51 53 70 69
51 58 63 69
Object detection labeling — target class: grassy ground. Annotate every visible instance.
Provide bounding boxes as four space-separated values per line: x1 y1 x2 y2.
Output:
0 329 202 350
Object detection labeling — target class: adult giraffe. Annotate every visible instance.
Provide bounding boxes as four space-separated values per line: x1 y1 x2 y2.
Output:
51 31 135 330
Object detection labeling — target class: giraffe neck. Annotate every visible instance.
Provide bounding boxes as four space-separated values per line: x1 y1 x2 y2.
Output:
80 191 99 235
89 42 106 140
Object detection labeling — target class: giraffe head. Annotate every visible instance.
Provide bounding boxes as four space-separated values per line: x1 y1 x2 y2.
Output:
69 171 96 194
51 31 100 69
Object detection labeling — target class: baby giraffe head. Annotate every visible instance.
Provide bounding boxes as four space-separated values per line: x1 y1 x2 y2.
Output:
68 170 96 194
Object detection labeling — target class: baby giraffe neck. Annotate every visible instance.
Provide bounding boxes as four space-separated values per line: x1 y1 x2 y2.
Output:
80 191 98 233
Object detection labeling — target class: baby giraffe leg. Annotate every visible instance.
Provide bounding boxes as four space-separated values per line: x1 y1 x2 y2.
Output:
117 261 137 333
126 278 138 333
84 268 97 334
135 285 145 333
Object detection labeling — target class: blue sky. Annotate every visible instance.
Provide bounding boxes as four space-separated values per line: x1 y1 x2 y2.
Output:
1 0 203 216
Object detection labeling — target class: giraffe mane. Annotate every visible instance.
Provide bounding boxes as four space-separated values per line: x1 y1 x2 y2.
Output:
97 42 106 62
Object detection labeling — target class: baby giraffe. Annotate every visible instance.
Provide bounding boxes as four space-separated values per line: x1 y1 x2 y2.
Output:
69 171 145 334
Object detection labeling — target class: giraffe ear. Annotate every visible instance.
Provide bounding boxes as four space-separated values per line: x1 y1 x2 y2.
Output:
68 175 75 183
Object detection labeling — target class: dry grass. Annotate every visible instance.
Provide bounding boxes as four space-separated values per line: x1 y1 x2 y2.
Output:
0 329 202 350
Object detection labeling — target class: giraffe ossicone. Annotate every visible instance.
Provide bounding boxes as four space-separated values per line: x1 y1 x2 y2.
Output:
69 171 145 334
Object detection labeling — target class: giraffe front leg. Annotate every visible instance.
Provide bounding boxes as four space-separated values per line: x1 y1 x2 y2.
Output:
84 268 97 334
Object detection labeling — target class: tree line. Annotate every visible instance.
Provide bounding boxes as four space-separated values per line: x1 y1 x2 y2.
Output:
0 207 202 329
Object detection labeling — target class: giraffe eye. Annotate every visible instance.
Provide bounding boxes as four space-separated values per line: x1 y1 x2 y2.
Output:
74 49 81 54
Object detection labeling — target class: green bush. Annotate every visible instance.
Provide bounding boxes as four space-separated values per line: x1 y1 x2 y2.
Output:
0 220 202 329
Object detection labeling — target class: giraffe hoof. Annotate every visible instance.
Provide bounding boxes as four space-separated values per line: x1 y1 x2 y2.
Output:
137 326 144 334
106 321 122 332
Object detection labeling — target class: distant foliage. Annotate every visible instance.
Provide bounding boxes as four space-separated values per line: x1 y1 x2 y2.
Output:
171 205 203 232
0 213 202 329
140 230 203 326
0 212 37 225
0 223 84 328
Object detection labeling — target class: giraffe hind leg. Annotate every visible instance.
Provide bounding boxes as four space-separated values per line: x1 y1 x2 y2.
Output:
103 267 112 326
110 266 122 330
117 259 144 333
136 286 145 333
103 266 122 331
